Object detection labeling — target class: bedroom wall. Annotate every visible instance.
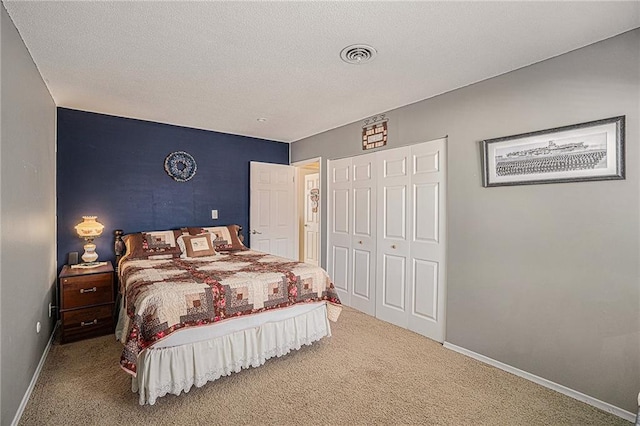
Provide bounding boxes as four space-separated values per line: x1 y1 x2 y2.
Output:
1 5 57 425
291 29 640 413
56 108 289 273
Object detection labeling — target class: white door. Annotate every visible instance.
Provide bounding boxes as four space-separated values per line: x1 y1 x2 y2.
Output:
327 158 352 304
303 173 320 265
375 146 412 329
350 153 377 316
249 162 296 259
327 138 447 342
374 139 447 342
408 139 446 342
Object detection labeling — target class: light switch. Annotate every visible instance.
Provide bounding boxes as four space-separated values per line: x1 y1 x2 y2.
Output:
211 210 218 220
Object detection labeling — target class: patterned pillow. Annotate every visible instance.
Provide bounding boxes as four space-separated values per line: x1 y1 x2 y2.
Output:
177 234 217 258
125 230 183 259
188 224 247 252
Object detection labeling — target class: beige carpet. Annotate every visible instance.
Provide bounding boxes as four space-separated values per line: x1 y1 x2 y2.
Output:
19 307 628 425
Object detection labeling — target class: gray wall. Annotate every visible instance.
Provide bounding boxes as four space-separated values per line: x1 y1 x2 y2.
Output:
291 29 640 413
1 5 57 425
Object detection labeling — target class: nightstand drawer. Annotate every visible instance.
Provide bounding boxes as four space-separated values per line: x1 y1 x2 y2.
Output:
61 272 113 309
61 305 114 343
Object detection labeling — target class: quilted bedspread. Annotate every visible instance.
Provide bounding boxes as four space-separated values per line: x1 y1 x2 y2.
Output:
118 250 341 375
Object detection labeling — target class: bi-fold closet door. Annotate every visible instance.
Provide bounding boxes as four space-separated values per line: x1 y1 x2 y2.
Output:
328 152 377 316
328 138 446 342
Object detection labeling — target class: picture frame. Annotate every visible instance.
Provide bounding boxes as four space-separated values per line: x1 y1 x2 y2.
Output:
480 116 625 187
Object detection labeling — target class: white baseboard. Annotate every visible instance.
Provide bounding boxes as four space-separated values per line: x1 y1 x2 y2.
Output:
11 322 58 426
443 341 636 423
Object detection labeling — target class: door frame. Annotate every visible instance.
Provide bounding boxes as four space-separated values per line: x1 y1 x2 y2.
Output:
292 157 323 265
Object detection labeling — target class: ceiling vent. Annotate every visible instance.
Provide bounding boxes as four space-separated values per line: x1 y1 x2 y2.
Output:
340 44 377 65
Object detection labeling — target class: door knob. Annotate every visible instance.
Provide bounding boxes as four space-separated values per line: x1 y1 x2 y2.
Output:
251 230 262 235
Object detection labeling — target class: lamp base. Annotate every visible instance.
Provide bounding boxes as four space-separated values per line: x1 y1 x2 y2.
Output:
81 242 99 263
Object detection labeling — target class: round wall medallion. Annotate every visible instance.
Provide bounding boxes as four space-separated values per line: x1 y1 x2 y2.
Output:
164 151 197 182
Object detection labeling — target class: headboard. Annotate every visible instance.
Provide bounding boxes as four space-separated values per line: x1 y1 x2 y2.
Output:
114 229 126 268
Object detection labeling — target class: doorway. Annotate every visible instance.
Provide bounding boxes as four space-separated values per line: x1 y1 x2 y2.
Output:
293 158 321 265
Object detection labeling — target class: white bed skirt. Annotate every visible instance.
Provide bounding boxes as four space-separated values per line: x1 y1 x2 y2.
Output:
131 302 332 405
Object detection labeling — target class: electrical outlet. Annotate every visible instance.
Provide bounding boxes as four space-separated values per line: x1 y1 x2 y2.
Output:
211 210 218 220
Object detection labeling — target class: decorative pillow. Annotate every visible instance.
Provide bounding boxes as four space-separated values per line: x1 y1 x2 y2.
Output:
125 230 183 259
179 234 216 258
188 224 247 252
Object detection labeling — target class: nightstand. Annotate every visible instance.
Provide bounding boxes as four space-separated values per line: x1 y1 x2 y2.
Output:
59 262 115 344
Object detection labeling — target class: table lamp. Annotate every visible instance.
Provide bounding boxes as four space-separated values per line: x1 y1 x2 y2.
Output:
74 216 104 263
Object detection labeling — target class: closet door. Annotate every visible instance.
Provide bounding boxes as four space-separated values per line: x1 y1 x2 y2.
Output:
328 158 352 304
408 139 446 342
350 153 376 315
328 139 447 341
375 146 412 328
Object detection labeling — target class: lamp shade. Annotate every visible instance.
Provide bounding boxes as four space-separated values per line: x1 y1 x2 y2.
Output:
74 216 104 238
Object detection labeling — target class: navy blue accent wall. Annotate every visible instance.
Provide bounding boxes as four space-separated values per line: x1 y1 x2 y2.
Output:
57 108 288 272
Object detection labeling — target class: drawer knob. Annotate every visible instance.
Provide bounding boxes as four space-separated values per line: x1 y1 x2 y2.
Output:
80 319 98 327
80 287 97 294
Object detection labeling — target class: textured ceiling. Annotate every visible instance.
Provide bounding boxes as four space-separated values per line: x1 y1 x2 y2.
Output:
4 1 639 143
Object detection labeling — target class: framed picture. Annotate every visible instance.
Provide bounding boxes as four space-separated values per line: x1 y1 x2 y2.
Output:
481 116 625 187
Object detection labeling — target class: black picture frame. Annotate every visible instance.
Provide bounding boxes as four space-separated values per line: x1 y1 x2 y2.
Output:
480 116 625 187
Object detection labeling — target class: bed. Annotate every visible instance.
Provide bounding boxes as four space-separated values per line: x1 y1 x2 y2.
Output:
114 225 341 405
